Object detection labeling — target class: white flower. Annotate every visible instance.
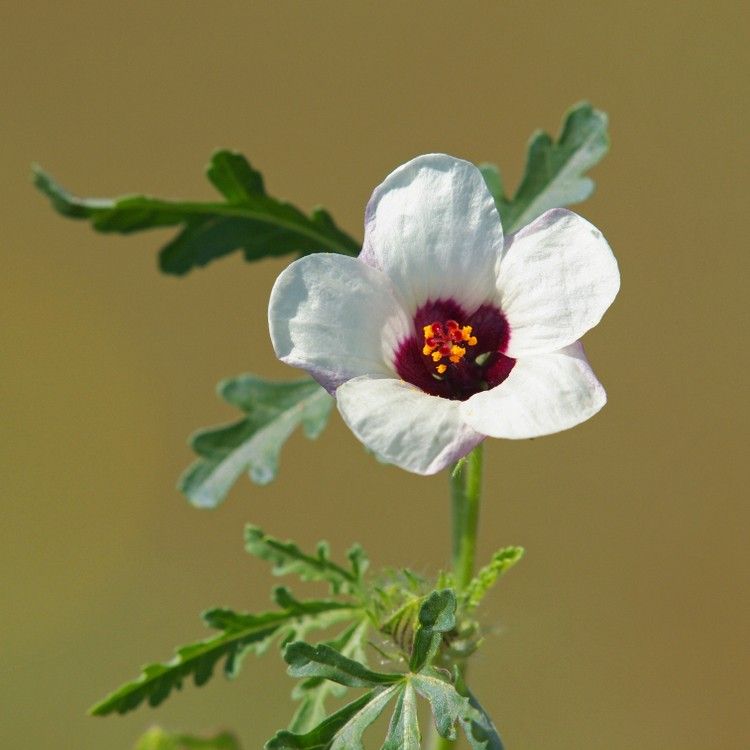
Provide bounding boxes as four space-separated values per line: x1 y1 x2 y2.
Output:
268 154 620 475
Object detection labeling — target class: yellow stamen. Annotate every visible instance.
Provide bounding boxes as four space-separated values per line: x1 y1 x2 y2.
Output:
423 324 435 338
460 325 473 341
448 344 466 365
468 336 477 346
431 351 442 362
436 363 447 374
422 344 434 356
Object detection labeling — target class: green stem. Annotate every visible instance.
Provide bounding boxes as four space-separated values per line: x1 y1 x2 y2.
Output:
451 444 483 592
429 444 484 750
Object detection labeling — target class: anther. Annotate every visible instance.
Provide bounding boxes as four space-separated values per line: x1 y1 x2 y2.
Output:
422 318 479 372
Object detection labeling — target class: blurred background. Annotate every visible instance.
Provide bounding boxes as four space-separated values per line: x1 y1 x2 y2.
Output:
2 2 748 748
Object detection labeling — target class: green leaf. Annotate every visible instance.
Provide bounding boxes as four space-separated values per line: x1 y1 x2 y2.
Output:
33 150 360 276
409 589 457 672
134 727 242 750
381 681 420 750
90 611 285 716
289 620 370 733
346 545 369 585
463 547 524 610
90 602 352 717
481 102 609 233
325 686 401 750
272 587 355 617
245 525 359 595
265 687 399 749
179 376 333 508
412 669 493 746
458 687 505 750
284 642 401 688
206 151 265 202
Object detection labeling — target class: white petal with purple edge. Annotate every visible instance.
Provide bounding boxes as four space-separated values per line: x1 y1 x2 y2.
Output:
459 342 607 439
498 208 620 357
360 154 503 315
336 376 484 474
268 254 410 393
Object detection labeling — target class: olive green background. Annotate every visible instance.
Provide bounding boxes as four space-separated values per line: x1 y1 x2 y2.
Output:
2 2 747 748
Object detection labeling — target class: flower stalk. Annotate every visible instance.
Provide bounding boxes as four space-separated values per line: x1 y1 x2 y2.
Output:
427 444 484 750
451 444 484 592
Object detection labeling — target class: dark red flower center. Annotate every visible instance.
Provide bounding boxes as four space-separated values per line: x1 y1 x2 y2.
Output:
393 298 516 401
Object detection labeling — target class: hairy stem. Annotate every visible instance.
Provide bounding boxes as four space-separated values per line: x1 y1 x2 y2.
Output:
429 444 484 750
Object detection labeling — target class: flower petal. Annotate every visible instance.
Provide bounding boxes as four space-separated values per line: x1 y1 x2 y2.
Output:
268 254 410 392
336 376 484 474
459 342 607 438
498 208 620 356
360 154 503 314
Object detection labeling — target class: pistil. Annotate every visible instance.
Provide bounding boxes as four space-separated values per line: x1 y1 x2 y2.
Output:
422 319 478 373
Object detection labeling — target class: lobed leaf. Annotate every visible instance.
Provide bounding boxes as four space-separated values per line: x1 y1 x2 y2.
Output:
289 620 370 733
480 101 609 233
458 686 505 750
90 612 285 716
381 681 421 750
284 642 401 688
325 686 401 750
91 602 354 717
463 546 524 610
245 525 359 594
412 669 504 749
269 587 504 750
265 687 399 749
180 376 333 508
33 151 360 275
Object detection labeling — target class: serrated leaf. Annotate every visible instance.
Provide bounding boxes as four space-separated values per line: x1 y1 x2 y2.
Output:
266 687 399 749
245 525 358 594
284 642 401 688
134 727 242 750
179 376 333 508
90 612 285 716
463 547 524 610
482 102 609 234
91 602 353 717
409 589 457 672
381 681 420 750
33 150 360 276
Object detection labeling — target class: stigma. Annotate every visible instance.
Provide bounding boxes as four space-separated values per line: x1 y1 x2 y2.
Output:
422 319 478 373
